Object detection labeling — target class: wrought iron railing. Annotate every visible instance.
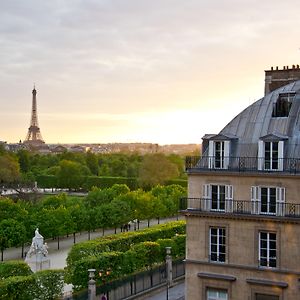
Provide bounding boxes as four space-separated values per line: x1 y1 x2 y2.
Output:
180 198 300 218
185 156 300 174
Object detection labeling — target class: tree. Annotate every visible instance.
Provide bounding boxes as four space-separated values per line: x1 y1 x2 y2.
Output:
0 154 20 183
86 151 99 175
0 219 26 261
138 153 179 188
17 150 30 173
57 160 90 190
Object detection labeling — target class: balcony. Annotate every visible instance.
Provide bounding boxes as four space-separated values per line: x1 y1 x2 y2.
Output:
185 156 300 174
180 198 300 219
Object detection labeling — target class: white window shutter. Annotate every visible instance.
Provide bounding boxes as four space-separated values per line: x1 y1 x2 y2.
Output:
224 141 230 169
225 185 233 213
203 184 211 211
208 140 214 169
276 187 285 216
251 186 260 214
258 140 264 170
278 141 284 171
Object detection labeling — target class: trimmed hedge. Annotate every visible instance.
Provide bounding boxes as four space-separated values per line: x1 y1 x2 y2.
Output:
65 221 186 290
83 176 138 190
37 175 139 190
165 179 187 188
67 236 185 290
0 260 32 280
0 269 64 300
36 175 58 188
67 221 185 267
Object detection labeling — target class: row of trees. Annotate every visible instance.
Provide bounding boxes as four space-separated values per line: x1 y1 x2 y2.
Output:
0 184 186 260
0 145 187 189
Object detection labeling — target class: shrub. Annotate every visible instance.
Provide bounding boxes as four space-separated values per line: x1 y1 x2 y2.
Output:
0 260 32 280
65 221 186 290
0 269 64 300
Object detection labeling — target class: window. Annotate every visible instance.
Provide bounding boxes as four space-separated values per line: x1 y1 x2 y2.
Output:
212 185 225 211
203 184 233 212
258 140 284 171
207 288 228 300
256 294 279 300
251 186 285 216
210 227 226 262
259 232 277 268
208 140 230 169
272 92 294 117
264 141 278 170
261 187 276 214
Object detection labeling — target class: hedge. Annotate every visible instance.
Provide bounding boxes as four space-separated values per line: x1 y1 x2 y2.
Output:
0 260 32 280
165 179 187 188
37 175 139 190
0 269 64 300
67 236 185 290
83 176 138 190
66 221 185 268
65 221 186 290
36 175 58 188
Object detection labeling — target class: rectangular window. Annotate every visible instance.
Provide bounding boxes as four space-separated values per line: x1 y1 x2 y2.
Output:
207 288 228 300
251 186 285 216
264 141 279 170
272 92 294 118
210 227 226 263
260 187 276 214
259 232 277 268
214 141 225 169
255 293 279 300
211 185 225 211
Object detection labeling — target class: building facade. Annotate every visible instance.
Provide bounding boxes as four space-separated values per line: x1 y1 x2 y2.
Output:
183 75 300 299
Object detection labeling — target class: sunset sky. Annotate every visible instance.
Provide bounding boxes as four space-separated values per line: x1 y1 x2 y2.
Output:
1 0 300 144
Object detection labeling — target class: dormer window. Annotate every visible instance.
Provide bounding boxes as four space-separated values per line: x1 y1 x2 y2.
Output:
272 92 295 117
258 135 286 171
208 140 230 169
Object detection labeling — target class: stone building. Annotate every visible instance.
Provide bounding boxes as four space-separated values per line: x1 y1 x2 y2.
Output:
183 69 300 300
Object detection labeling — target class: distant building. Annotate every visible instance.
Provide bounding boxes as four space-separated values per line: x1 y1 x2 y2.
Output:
183 69 300 299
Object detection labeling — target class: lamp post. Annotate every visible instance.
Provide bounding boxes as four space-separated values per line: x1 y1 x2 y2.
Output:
88 269 96 300
99 268 111 300
165 247 172 300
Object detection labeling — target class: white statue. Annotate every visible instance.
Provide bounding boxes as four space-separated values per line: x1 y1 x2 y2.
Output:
25 228 50 272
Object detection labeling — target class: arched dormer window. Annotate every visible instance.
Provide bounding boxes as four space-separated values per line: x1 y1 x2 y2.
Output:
258 134 288 171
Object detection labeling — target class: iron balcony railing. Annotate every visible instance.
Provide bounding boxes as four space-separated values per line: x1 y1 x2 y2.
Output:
185 156 300 174
180 198 300 219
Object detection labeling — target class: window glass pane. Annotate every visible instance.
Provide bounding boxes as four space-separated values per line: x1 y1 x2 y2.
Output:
256 293 279 300
207 289 228 300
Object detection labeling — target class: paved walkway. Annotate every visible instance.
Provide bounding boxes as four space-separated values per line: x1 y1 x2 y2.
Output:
3 216 183 269
143 282 185 300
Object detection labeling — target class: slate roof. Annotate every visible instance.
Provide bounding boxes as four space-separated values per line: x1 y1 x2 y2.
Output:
204 80 300 158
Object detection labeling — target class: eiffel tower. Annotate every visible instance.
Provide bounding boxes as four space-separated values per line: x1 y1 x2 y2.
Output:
24 86 45 146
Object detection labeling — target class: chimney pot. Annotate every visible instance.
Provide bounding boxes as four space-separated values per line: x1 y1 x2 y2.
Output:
276 66 279 70
271 66 273 70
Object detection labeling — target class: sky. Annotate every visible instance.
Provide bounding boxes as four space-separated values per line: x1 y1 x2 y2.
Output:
1 0 300 145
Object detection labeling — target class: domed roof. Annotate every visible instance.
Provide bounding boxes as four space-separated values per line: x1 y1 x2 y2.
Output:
207 80 300 158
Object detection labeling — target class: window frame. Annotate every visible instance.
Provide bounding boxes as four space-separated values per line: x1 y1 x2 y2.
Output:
209 227 226 263
206 288 228 300
259 231 277 269
258 140 284 171
208 140 230 170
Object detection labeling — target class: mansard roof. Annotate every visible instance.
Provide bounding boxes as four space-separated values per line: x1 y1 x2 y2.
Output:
204 80 300 158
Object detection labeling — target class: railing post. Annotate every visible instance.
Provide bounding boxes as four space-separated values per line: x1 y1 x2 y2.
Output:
88 269 96 300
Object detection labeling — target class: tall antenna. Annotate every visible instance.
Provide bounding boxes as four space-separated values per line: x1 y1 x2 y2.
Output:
24 86 45 146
